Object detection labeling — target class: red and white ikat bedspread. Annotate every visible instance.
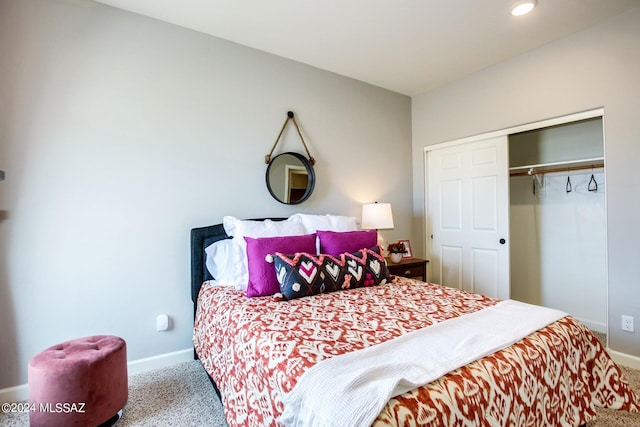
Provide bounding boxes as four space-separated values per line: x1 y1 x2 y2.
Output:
193 277 640 427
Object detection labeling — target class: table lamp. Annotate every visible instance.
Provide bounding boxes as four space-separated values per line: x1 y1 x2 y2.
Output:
361 202 394 252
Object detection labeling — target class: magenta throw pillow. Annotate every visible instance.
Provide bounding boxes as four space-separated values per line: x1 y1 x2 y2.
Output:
317 230 378 257
244 233 317 298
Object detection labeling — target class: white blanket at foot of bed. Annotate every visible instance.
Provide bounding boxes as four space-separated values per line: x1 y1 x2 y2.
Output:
279 299 567 427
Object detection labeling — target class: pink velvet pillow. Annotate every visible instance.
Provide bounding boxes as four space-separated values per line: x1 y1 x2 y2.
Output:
244 233 317 298
317 230 378 257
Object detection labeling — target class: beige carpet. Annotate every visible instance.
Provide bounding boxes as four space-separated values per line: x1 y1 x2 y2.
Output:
0 361 228 427
1 346 639 426
586 332 640 426
587 361 640 426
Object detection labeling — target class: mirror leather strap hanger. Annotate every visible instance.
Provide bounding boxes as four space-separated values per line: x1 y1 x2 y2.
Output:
265 111 316 165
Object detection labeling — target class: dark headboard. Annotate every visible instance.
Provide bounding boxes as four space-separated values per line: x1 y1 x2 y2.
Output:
190 223 229 305
190 218 287 310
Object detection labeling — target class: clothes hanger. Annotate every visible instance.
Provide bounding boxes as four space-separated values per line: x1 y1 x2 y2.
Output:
528 168 536 195
588 173 598 192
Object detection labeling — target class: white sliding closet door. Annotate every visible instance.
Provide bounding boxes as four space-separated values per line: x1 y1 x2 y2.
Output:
427 136 510 299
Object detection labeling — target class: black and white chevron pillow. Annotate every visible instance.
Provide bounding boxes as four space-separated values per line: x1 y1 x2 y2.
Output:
270 246 390 300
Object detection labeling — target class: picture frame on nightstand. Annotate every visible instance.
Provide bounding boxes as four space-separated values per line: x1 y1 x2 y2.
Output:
399 239 412 258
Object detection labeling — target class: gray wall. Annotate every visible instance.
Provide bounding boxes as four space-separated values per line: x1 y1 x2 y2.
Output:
0 0 412 388
412 8 640 357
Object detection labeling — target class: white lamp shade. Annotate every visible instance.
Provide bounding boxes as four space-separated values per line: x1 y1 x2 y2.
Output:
361 203 394 230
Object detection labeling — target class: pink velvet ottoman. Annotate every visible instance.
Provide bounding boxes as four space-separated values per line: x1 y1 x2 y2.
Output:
28 335 128 427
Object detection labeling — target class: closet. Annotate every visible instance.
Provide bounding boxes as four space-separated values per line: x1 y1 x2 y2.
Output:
425 111 607 333
509 117 606 332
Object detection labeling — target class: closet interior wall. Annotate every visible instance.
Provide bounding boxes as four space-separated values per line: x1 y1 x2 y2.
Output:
509 118 606 333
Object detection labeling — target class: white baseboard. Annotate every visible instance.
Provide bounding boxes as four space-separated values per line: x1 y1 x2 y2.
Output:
609 349 640 370
126 348 193 376
0 348 194 403
578 318 607 334
0 384 28 405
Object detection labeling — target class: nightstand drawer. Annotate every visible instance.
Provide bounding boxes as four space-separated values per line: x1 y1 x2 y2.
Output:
386 258 428 282
394 264 424 279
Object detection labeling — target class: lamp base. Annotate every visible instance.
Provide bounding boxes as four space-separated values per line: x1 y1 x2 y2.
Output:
376 232 388 256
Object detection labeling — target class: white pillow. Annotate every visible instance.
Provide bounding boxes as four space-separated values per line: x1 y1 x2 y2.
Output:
288 213 359 234
221 216 308 289
204 239 247 290
222 216 307 248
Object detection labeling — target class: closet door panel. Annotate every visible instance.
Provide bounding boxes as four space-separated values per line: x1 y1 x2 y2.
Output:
471 145 497 167
427 135 509 298
441 180 462 230
472 176 498 231
472 248 498 297
440 246 463 289
440 151 463 171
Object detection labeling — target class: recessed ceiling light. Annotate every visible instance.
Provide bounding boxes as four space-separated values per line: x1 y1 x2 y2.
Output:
511 0 537 16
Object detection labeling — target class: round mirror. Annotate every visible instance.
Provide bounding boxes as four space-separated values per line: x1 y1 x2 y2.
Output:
266 152 315 205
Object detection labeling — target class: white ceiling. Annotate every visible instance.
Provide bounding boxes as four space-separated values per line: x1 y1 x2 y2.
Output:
94 0 640 96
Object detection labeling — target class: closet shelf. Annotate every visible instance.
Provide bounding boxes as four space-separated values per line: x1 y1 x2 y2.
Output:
509 157 604 177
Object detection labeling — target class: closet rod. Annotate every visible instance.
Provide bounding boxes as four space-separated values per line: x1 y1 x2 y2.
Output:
510 162 604 177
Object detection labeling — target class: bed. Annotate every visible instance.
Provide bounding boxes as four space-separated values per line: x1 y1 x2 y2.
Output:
191 216 640 427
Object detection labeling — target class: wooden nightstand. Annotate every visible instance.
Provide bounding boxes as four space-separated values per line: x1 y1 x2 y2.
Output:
386 257 429 282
